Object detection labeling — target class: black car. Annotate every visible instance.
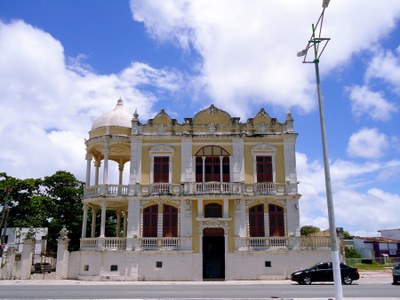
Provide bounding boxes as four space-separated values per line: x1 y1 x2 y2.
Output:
393 263 400 285
291 262 359 285
33 262 52 273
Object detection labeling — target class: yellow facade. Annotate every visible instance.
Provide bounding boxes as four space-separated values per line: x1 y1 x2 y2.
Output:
76 99 324 281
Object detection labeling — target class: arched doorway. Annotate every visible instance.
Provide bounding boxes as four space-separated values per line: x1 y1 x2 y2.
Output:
202 228 225 280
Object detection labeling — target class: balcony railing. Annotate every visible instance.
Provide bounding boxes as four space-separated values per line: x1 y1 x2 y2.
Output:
242 236 331 250
84 181 295 198
84 184 129 198
80 236 330 252
140 237 181 250
80 237 126 251
80 237 192 251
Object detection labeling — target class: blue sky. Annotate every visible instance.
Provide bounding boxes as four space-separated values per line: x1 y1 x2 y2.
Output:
1 0 400 237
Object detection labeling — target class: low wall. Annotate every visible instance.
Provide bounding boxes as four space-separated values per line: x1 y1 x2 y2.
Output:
70 251 202 281
69 249 330 281
226 250 331 280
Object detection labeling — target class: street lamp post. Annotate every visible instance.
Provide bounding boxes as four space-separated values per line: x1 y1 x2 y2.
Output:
297 1 344 300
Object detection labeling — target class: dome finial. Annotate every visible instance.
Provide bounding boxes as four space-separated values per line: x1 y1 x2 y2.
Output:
133 108 139 120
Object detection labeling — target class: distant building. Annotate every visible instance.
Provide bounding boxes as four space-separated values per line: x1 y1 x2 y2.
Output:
378 228 400 240
69 99 332 281
351 236 400 259
2 227 48 262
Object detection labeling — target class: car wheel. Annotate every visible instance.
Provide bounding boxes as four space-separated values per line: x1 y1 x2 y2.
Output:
342 275 352 285
303 276 312 285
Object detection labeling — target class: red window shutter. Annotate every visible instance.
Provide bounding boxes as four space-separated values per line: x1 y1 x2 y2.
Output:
154 156 169 183
269 204 284 236
143 205 158 237
249 204 265 237
163 205 177 237
256 156 273 182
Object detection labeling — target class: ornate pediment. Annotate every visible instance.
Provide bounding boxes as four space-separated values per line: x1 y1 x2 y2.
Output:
192 104 233 126
252 143 276 153
149 145 174 154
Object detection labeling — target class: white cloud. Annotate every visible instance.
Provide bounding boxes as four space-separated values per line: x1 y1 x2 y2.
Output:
365 47 400 93
0 20 180 180
347 128 389 159
334 188 400 237
348 85 398 121
297 152 400 236
130 0 400 117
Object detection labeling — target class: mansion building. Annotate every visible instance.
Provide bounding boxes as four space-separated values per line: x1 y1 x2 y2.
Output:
69 99 331 281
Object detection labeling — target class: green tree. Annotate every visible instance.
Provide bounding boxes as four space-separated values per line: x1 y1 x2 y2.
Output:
343 231 351 239
43 171 83 252
300 225 321 236
1 171 84 254
1 174 52 228
345 247 361 258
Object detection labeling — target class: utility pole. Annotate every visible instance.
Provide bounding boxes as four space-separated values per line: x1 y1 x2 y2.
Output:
297 1 344 299
0 187 11 258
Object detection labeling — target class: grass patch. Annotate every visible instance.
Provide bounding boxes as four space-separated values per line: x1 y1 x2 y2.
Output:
348 263 393 271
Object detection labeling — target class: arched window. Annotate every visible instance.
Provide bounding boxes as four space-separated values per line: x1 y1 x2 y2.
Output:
195 146 230 182
163 204 178 237
249 204 265 237
143 205 158 237
204 203 222 218
269 204 284 236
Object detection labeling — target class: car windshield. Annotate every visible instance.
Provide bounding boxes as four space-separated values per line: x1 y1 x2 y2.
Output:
395 264 400 270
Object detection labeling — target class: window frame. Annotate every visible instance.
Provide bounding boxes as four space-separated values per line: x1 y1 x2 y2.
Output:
149 145 174 185
252 144 276 183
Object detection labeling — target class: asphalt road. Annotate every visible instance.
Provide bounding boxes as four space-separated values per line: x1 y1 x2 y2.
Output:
0 272 397 299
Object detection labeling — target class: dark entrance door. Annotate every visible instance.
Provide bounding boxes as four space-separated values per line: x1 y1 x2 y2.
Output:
202 228 225 280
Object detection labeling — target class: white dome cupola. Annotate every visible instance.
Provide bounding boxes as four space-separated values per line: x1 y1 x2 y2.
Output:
91 98 132 130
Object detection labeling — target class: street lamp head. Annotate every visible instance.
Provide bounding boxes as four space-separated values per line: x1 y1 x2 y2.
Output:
297 49 307 57
322 0 330 8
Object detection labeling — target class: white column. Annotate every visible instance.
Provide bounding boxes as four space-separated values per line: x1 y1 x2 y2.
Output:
94 161 101 186
198 199 203 218
202 157 205 183
81 204 88 238
123 210 128 237
219 156 223 183
129 137 143 185
127 200 140 238
85 153 92 186
181 137 193 182
223 198 229 218
103 142 109 185
126 200 140 250
91 208 97 237
118 162 124 186
21 239 34 280
180 199 192 237
116 209 121 237
100 200 106 238
55 238 70 280
232 138 244 182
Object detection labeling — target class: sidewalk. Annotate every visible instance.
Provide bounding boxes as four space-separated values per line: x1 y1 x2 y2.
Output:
0 271 393 285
